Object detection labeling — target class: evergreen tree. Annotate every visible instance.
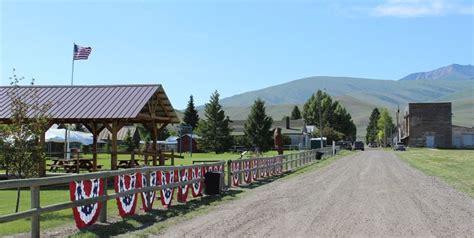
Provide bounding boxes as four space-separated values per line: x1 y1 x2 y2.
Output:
332 104 357 141
183 95 200 129
198 91 233 153
157 127 171 140
123 129 135 152
244 98 274 152
291 105 302 120
365 108 380 144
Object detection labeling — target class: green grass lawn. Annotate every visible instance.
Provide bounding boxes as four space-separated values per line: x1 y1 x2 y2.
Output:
0 150 290 236
47 150 282 172
395 148 474 197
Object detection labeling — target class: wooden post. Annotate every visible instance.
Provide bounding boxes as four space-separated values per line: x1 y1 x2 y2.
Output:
152 123 158 166
227 160 232 188
31 185 40 238
111 122 119 170
75 150 80 174
158 150 164 166
131 151 136 168
171 150 175 166
92 123 98 172
99 177 107 223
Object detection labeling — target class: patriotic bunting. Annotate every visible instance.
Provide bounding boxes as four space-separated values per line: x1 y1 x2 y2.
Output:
69 178 104 229
115 173 139 217
139 171 157 212
159 170 176 208
177 169 191 203
252 159 258 180
191 167 203 197
260 160 266 177
243 160 251 183
232 161 240 186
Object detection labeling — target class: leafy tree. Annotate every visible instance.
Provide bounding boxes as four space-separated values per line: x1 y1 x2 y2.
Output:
291 105 302 120
183 95 200 129
0 71 51 178
366 108 380 144
302 90 356 141
377 108 395 146
0 71 51 212
198 91 233 153
244 98 274 152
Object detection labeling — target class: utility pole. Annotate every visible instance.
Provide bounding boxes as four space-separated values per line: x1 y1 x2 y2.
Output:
396 105 400 143
319 96 323 149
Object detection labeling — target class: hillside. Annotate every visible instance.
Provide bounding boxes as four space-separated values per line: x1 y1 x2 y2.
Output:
400 64 474 81
203 75 473 140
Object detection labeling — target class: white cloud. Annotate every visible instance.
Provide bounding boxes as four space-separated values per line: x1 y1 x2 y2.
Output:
372 0 474 17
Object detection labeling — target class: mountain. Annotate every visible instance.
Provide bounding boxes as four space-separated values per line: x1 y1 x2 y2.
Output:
400 64 474 81
198 65 474 140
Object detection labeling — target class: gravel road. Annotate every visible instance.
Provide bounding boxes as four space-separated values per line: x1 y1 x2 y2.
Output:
154 150 474 237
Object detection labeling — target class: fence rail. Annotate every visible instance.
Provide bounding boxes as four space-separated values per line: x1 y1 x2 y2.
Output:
0 147 339 237
227 147 339 187
0 161 225 238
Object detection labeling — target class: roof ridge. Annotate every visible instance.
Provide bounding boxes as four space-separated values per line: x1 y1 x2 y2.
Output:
0 84 161 88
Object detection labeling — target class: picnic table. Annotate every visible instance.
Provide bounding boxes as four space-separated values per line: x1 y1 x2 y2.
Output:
118 159 140 169
48 158 101 173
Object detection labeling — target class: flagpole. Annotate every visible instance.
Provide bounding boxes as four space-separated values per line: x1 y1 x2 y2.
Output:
71 43 75 86
66 43 76 159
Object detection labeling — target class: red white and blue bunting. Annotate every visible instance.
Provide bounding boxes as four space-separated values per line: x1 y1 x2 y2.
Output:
252 159 258 180
69 178 104 229
191 167 203 197
159 170 176 208
259 160 266 177
275 157 283 174
243 160 251 183
139 171 157 212
114 173 139 217
232 161 240 186
177 169 191 203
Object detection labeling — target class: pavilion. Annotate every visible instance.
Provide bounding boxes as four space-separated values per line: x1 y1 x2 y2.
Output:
0 84 180 176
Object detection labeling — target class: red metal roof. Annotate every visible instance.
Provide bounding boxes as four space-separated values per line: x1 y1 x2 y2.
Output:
0 85 180 123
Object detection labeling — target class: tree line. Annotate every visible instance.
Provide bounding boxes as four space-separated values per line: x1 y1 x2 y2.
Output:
182 89 357 153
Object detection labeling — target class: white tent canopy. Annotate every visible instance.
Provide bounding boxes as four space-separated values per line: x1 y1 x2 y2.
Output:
45 129 94 145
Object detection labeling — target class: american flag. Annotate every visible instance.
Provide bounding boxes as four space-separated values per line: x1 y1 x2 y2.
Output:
73 44 92 60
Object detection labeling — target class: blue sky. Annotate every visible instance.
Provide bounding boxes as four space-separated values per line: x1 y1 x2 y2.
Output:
1 0 473 109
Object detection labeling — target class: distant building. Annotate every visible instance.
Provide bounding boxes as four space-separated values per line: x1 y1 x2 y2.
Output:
177 134 200 152
98 125 141 146
400 102 452 148
230 118 308 148
452 125 474 148
165 134 200 152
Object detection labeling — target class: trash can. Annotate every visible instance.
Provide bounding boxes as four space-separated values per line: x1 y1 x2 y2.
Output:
316 152 324 160
204 172 222 195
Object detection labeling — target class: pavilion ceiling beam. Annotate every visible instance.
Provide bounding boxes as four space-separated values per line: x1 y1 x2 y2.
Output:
156 95 171 119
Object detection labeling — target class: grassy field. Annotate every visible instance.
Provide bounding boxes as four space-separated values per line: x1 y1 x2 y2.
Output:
395 148 474 197
0 150 286 236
